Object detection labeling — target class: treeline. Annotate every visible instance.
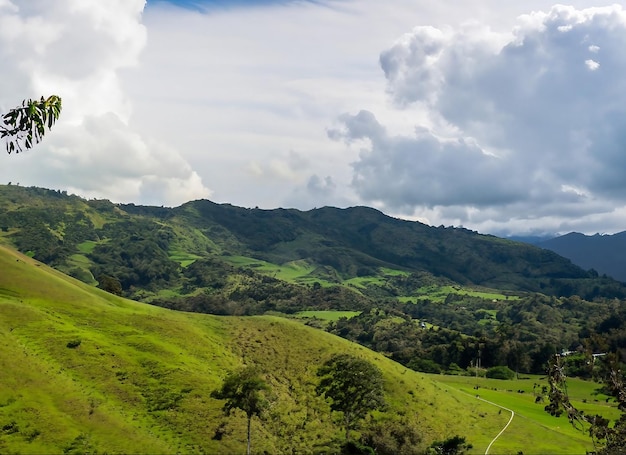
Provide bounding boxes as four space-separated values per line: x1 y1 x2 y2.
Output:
326 294 626 376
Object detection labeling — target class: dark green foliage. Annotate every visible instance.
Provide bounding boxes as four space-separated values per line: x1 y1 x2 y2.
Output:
546 353 626 454
89 220 180 291
211 366 270 455
97 274 122 295
2 421 19 434
4 184 625 302
340 440 376 454
361 417 422 455
1 95 62 154
316 354 386 442
408 358 442 374
66 339 81 349
428 435 472 455
486 365 516 380
212 367 270 418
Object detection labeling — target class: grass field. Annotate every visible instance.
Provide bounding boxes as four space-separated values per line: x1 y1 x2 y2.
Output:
406 285 521 303
76 240 99 254
168 250 203 267
222 255 326 283
1 245 529 454
432 374 617 453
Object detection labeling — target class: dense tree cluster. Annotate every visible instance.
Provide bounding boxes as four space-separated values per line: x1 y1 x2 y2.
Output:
329 295 626 376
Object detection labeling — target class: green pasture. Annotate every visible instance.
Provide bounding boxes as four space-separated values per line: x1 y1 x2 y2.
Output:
477 309 498 326
76 240 98 254
222 256 413 290
67 253 91 267
344 275 386 289
168 250 202 267
1 244 522 454
380 267 410 277
223 255 356 287
432 374 618 453
406 285 521 303
222 255 317 282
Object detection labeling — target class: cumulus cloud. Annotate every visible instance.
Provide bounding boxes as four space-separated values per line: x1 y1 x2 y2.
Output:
334 4 626 234
330 110 527 209
0 0 211 205
282 173 356 210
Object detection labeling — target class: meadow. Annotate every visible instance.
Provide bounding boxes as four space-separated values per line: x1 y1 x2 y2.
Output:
0 245 518 454
433 374 617 453
399 285 521 303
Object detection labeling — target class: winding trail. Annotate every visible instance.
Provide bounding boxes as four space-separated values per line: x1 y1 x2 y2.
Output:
476 396 515 455
457 390 515 454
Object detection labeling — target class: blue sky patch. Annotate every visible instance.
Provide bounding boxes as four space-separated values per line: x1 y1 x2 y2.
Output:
145 0 299 12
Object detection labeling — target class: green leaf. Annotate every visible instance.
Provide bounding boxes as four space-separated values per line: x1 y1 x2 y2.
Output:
1 95 62 153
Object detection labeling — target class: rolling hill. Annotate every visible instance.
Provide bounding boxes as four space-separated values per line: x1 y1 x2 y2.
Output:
0 245 600 453
1 184 624 308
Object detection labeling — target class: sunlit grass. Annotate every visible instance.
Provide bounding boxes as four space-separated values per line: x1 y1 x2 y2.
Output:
407 285 521 303
77 240 98 254
2 244 534 454
380 267 410 277
168 250 202 267
433 374 617 453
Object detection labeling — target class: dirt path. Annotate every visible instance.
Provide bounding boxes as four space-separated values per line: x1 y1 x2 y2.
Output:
475 396 515 455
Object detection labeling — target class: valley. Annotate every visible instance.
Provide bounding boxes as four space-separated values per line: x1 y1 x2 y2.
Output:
0 244 611 454
2 185 626 453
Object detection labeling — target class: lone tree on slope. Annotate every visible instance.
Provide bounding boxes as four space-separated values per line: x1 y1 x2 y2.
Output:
211 366 270 455
316 353 386 442
1 95 62 154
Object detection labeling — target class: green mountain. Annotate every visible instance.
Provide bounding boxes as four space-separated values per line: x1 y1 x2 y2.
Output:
0 184 623 310
2 185 622 453
0 244 601 454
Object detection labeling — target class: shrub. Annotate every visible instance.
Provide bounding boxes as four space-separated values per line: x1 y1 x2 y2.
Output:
486 366 516 380
407 358 442 374
66 339 81 349
447 363 465 375
428 435 473 454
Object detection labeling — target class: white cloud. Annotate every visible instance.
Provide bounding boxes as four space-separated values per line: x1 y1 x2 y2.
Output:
335 4 626 235
4 0 626 235
0 0 211 205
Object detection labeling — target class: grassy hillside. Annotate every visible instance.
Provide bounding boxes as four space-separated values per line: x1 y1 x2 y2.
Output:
0 245 495 453
0 245 603 453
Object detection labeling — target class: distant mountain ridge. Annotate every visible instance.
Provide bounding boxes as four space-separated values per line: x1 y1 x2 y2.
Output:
0 184 624 303
538 231 626 283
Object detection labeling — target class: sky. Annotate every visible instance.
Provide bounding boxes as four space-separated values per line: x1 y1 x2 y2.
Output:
2 0 626 236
